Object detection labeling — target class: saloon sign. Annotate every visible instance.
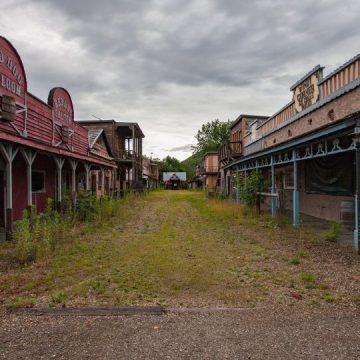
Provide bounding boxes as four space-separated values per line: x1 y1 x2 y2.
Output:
292 66 323 113
0 36 26 103
48 87 74 124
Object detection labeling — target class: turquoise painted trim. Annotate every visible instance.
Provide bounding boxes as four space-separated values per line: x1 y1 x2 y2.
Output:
293 150 299 227
293 190 299 227
224 119 356 169
236 170 240 204
354 193 359 251
271 156 276 217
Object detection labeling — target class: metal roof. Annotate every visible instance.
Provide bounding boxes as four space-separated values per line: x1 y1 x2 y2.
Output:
163 172 187 181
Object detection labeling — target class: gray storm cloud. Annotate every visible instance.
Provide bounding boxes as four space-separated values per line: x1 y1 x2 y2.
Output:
1 0 360 159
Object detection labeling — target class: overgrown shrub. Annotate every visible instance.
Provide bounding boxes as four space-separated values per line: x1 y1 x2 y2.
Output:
238 171 266 206
13 194 127 264
14 209 36 264
324 223 342 242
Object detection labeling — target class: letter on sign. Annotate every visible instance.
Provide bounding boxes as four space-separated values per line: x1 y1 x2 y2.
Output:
1 95 16 122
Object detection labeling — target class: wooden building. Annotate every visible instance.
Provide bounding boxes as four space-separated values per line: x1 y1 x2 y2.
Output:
0 36 116 238
142 159 159 189
222 55 360 251
196 152 219 191
77 120 144 192
163 172 187 190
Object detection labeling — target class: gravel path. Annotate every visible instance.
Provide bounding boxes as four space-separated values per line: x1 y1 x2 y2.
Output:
1 306 359 359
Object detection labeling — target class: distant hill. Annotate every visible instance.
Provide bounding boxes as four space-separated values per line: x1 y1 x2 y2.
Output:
181 152 203 179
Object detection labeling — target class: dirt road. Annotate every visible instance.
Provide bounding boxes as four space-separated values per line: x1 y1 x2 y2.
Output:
0 191 359 358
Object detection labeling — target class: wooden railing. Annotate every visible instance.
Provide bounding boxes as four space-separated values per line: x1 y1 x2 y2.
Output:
218 141 242 162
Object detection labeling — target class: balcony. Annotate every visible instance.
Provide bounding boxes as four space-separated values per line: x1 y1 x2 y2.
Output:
197 166 218 175
117 150 141 161
218 141 242 163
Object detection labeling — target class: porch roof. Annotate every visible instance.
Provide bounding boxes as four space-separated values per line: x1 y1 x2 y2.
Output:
224 115 359 170
0 131 116 169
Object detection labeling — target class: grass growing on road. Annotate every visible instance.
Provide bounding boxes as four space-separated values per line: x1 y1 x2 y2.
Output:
0 190 359 309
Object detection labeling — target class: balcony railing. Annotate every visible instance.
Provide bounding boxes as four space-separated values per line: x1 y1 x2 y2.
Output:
218 141 242 163
197 166 218 175
118 150 141 161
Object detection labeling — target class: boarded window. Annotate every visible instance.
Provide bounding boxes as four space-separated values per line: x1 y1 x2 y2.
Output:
305 153 354 196
32 171 45 192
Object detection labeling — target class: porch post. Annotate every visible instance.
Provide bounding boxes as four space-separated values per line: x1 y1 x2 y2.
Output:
70 160 78 210
21 149 37 207
101 167 105 195
292 150 299 227
236 168 240 204
111 168 116 198
69 160 78 193
84 163 91 192
0 143 19 239
271 155 276 217
354 139 360 252
54 157 65 206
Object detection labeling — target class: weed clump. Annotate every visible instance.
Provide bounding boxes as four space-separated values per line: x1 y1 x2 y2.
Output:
14 194 129 264
323 223 342 242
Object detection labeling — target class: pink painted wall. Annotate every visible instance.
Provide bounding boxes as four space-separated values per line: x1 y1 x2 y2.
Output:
12 154 27 221
12 153 56 221
32 154 56 215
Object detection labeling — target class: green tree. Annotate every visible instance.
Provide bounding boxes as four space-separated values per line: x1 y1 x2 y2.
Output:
193 119 231 154
158 156 185 173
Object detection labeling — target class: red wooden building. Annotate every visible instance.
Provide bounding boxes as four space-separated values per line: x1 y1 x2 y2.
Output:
0 36 116 239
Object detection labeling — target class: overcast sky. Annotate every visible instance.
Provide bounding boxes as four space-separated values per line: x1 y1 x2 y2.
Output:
1 0 360 160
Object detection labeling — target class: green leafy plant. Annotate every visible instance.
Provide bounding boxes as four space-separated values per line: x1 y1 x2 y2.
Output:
238 171 265 206
324 223 342 242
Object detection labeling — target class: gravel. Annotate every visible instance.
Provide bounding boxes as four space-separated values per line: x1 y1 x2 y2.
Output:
0 305 359 359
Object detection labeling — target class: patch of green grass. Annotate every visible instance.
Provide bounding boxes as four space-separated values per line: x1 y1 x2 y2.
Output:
0 190 359 309
50 291 68 307
300 272 317 283
6 296 35 308
300 272 317 289
24 281 36 290
323 223 342 242
323 293 336 303
290 257 301 265
296 249 309 258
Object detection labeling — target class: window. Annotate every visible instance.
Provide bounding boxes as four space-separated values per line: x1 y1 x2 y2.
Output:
32 171 45 192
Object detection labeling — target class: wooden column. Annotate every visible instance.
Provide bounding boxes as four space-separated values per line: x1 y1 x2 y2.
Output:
292 150 299 227
355 138 360 252
271 156 277 217
70 160 78 209
111 168 116 198
0 143 19 239
21 148 37 207
54 157 65 207
84 163 91 192
100 167 105 195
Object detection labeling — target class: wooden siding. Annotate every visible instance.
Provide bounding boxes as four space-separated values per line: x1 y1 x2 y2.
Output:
319 58 360 98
